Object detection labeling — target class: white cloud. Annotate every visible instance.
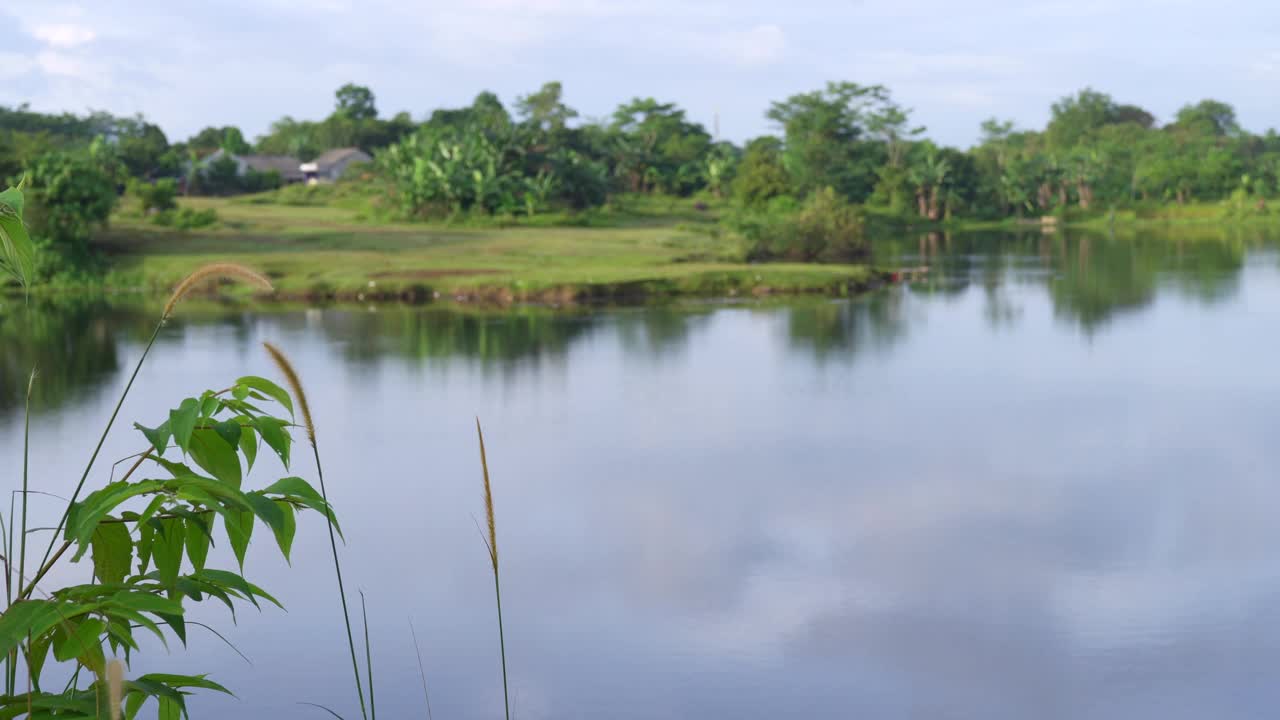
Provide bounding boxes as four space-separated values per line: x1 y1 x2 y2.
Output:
30 23 96 48
35 50 93 79
710 24 786 67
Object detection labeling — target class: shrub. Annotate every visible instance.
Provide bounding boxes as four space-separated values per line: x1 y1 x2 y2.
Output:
128 177 178 213
730 188 868 262
152 206 218 229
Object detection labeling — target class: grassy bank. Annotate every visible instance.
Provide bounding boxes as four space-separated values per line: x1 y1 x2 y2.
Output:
93 195 883 303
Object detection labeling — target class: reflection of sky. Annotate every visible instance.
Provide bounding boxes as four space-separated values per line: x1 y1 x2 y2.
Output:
3 260 1280 718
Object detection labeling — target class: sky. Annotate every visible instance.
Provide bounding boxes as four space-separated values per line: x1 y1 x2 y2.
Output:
2 0 1280 148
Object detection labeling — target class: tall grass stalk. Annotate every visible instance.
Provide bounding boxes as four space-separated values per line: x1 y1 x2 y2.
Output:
264 342 368 720
32 263 273 597
8 371 34 694
476 419 510 720
409 620 434 720
361 592 375 720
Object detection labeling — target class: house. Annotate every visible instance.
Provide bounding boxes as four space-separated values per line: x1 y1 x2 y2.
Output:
300 147 372 184
202 149 305 183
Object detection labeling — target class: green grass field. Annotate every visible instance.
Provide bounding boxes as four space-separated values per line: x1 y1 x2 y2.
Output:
97 195 881 303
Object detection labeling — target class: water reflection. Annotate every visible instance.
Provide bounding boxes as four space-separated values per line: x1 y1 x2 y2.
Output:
2 228 1276 415
3 230 1280 718
874 228 1258 333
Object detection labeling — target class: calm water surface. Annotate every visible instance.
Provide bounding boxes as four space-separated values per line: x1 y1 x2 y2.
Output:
3 231 1280 719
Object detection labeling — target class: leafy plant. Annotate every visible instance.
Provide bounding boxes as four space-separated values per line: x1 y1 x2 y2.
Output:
0 237 356 717
0 180 35 291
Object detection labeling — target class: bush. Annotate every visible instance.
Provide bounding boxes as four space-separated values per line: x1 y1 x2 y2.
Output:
730 188 868 263
151 206 218 229
128 177 178 213
24 148 119 276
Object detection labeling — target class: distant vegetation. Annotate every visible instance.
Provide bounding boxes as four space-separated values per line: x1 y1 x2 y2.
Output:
6 80 1280 281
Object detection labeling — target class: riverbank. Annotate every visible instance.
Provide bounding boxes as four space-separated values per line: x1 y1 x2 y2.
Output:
89 196 886 304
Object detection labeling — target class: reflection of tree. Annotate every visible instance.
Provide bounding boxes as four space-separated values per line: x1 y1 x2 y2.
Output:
318 307 603 370
1048 234 1159 332
783 293 909 361
872 227 1253 334
612 307 709 359
0 298 126 415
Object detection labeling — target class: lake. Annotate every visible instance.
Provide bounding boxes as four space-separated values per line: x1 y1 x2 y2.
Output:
3 228 1280 719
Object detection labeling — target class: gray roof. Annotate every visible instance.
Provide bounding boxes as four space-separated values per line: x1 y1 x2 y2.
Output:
312 147 372 170
240 155 304 179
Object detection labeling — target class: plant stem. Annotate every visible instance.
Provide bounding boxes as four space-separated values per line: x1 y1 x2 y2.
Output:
409 619 434 720
34 322 163 582
18 369 34 613
493 568 511 720
361 592 375 720
19 541 70 600
311 443 368 720
11 370 34 695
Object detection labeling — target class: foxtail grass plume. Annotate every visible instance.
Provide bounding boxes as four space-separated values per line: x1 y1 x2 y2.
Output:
476 418 510 720
106 659 123 720
263 342 316 445
477 419 497 569
163 263 273 318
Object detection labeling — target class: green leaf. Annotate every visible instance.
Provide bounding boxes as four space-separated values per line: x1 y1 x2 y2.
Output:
238 423 259 471
223 510 253 571
153 518 185 591
274 500 296 562
169 398 200 454
213 419 242 449
91 523 133 585
108 591 184 616
232 384 250 401
262 476 341 537
157 612 187 646
184 516 211 571
165 475 252 512
137 495 169 525
26 631 53 683
199 394 221 418
0 600 97 658
235 376 294 417
158 696 182 720
0 186 35 290
150 456 197 478
137 673 233 695
245 493 290 561
137 520 156 575
125 690 147 720
188 427 242 488
51 618 105 664
134 420 172 456
253 416 291 469
69 480 166 551
195 569 282 609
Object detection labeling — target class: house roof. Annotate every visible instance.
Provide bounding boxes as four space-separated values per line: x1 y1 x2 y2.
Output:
312 147 372 170
240 154 304 179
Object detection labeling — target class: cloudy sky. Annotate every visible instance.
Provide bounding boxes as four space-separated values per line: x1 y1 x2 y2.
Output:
2 0 1278 148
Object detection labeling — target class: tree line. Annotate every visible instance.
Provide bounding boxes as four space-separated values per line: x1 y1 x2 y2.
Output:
3 81 1278 273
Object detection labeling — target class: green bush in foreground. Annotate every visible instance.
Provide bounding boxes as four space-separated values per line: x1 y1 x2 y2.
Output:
1 188 350 718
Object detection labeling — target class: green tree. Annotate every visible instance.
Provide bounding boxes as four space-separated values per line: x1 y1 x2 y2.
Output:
1172 99 1240 137
765 82 893 201
731 137 790 206
516 81 578 132
23 144 119 274
335 83 378 121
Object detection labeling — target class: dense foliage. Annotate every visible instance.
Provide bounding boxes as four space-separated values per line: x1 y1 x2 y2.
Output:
8 79 1280 276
